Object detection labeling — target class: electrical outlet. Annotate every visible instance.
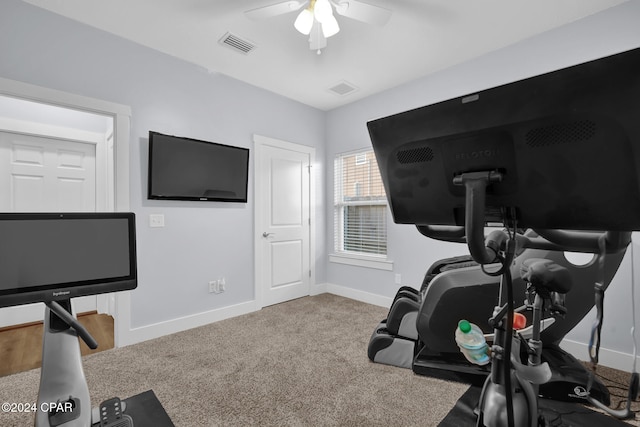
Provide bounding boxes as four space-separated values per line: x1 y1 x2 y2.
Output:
149 214 165 228
395 273 402 285
209 279 226 294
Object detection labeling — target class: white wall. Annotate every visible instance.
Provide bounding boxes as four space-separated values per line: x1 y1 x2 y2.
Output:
0 0 326 335
325 1 640 369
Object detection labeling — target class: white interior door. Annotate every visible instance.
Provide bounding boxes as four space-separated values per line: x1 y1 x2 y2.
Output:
255 136 313 307
0 131 98 327
0 132 96 211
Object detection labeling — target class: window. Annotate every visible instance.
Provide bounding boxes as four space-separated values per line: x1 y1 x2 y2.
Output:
355 153 367 165
334 149 387 257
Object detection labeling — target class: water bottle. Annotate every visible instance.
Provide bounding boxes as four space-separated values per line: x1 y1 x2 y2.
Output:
455 319 490 365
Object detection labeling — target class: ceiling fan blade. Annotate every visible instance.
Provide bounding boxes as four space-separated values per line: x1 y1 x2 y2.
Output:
245 1 307 20
334 0 392 26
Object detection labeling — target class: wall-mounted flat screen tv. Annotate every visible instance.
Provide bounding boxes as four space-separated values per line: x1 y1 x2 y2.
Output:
0 212 137 308
148 131 249 202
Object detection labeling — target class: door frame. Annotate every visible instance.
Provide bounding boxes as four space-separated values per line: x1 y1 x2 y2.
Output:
0 77 133 347
0 128 104 327
253 134 316 309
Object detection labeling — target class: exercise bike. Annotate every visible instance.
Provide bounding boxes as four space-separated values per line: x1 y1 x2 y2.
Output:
456 171 639 426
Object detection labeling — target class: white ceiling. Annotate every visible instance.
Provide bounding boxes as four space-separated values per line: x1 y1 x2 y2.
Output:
22 0 628 111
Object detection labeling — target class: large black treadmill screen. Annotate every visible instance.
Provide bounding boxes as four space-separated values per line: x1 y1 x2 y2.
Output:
367 47 640 231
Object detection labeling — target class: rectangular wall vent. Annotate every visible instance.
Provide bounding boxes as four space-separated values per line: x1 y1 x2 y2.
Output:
329 81 358 96
219 32 256 54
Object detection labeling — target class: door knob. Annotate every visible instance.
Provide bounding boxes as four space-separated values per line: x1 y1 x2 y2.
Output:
262 232 274 238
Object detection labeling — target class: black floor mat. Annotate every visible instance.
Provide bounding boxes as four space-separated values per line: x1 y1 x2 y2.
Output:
439 385 634 426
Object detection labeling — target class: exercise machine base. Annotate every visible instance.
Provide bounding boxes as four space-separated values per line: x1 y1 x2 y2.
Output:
370 320 610 405
438 385 631 427
91 390 174 427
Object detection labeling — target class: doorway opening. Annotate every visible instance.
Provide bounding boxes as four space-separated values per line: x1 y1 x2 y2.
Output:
0 94 114 328
0 77 132 349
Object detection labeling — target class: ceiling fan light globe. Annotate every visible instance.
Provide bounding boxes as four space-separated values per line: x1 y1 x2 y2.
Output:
314 0 333 23
322 15 340 38
294 8 314 35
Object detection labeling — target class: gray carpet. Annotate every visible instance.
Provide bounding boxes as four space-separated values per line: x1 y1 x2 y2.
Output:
0 294 468 426
1 294 637 426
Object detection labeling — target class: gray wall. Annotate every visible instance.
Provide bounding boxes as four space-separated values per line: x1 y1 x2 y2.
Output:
325 0 640 357
0 0 326 328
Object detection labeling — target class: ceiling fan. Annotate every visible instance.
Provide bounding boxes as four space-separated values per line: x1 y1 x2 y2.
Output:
245 0 392 54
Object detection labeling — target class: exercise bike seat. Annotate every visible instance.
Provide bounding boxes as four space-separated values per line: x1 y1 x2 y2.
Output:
521 258 573 294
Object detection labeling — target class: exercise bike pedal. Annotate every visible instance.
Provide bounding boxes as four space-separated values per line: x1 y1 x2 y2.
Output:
97 397 133 427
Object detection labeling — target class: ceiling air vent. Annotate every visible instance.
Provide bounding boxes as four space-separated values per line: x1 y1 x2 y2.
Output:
219 32 256 55
329 81 358 96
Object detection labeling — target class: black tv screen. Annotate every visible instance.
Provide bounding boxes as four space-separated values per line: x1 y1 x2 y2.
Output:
148 131 250 202
367 47 640 232
0 212 137 308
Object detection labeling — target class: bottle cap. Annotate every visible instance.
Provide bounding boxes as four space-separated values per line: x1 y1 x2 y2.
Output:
458 319 471 333
513 312 527 330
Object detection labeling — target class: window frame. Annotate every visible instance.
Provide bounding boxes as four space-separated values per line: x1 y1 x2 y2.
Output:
331 148 393 270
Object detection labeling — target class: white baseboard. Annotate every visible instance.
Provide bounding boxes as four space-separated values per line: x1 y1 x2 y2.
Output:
321 282 393 308
310 282 328 296
119 283 389 347
119 300 259 347
118 283 336 347
560 338 639 373
116 283 636 373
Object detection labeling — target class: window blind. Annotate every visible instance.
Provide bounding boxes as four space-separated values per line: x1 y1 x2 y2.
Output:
334 150 387 256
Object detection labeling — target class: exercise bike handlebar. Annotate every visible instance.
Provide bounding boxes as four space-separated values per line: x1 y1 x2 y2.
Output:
46 300 98 350
532 229 631 253
416 172 632 264
456 171 631 264
416 225 466 243
416 224 630 253
417 223 631 265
